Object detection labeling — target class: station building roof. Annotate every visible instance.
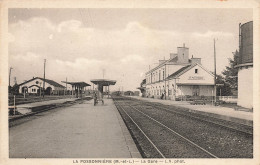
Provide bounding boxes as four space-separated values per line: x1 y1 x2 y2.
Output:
167 65 192 79
166 63 214 80
18 77 65 88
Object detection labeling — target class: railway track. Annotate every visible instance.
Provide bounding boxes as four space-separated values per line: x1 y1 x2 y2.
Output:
112 96 253 158
129 98 252 135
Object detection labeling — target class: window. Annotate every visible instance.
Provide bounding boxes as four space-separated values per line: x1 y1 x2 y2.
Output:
195 69 198 74
163 70 164 79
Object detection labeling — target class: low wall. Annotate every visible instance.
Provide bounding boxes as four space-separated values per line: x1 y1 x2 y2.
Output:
218 96 237 103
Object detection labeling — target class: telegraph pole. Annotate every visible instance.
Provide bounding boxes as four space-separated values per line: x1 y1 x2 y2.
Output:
40 82 42 97
164 64 167 100
214 39 217 105
43 59 46 98
9 67 13 93
66 77 67 95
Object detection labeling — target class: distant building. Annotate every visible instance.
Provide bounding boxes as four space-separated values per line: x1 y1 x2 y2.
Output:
18 77 65 95
133 91 140 96
235 21 253 109
144 44 214 100
124 91 134 96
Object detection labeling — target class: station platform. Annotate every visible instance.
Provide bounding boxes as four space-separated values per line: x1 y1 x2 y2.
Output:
129 96 253 126
15 97 78 108
9 98 141 158
9 97 79 120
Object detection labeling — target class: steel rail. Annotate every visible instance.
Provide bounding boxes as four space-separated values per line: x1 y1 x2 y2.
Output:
128 104 219 158
126 97 252 135
113 100 166 158
141 103 253 135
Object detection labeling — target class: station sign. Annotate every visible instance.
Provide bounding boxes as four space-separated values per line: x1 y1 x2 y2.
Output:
188 76 204 80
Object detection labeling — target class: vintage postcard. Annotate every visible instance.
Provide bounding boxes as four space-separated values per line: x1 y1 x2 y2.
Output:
0 0 259 165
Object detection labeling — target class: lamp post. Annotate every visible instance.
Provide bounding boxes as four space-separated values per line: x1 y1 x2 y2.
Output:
216 83 224 100
121 74 124 95
43 59 46 98
39 82 42 97
65 77 67 96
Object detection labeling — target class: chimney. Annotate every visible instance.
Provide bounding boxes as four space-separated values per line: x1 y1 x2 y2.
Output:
190 56 201 65
177 44 189 63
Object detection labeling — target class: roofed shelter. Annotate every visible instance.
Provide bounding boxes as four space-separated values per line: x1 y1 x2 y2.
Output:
62 81 91 98
90 79 116 98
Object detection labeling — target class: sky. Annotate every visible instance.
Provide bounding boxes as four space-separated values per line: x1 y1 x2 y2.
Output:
8 8 252 91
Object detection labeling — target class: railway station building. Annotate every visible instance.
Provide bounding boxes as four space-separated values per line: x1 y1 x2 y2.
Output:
17 77 65 95
144 44 214 100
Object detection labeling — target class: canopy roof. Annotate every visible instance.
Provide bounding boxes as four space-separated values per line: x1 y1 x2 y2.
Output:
61 81 91 87
137 87 146 90
90 79 117 86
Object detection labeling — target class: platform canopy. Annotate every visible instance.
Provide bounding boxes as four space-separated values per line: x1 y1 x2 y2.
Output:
137 87 146 90
61 81 91 87
90 79 116 86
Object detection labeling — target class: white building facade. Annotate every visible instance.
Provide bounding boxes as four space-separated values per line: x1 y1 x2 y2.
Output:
145 44 214 100
237 66 253 108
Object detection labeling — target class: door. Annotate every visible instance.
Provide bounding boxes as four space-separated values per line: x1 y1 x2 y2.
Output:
46 87 52 95
192 86 200 96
